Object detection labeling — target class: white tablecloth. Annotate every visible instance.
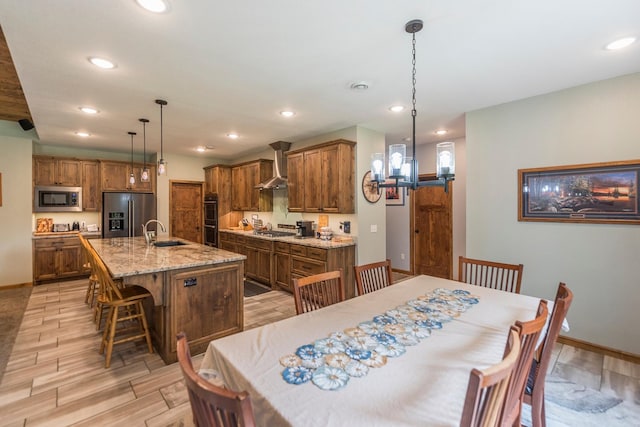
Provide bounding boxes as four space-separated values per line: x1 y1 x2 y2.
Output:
200 275 542 427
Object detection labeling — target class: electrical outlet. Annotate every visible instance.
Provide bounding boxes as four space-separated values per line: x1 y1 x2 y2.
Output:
370 224 377 233
400 253 405 260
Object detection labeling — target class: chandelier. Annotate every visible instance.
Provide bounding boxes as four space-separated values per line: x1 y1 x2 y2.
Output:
371 19 455 193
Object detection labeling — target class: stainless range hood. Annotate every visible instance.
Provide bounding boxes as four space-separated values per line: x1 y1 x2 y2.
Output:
256 141 292 190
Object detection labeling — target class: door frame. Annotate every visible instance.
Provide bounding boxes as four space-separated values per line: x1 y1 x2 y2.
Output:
409 173 454 277
169 180 205 242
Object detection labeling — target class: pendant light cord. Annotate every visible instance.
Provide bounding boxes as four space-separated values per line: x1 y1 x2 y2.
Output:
410 26 418 186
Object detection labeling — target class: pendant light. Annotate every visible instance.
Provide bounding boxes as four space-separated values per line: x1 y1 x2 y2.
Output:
139 118 150 182
128 131 137 185
371 19 455 193
156 99 168 175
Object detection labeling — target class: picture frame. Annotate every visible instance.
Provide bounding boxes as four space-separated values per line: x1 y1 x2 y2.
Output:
385 182 405 206
518 160 640 224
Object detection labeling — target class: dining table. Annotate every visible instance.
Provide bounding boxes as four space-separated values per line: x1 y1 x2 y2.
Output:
199 274 544 427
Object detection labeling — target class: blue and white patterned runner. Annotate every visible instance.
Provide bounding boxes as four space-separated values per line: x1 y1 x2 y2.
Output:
279 288 480 390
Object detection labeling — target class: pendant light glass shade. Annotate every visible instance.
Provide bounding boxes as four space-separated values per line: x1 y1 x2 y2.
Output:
128 131 136 186
156 99 168 176
369 19 455 192
139 118 150 182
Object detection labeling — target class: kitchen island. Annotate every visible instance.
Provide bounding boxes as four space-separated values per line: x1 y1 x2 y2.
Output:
89 236 246 363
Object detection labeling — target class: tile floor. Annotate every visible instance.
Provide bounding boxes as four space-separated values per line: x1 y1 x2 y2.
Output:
0 278 638 426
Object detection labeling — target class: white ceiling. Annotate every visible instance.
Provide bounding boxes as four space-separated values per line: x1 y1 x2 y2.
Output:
1 1 639 160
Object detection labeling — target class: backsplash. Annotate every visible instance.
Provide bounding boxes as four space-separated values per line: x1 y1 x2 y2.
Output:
32 212 101 232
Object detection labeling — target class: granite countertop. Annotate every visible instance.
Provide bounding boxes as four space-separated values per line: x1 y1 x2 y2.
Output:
89 236 246 278
32 231 103 239
220 229 356 248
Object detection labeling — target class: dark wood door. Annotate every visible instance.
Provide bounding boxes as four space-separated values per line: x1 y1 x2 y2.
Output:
170 181 203 243
411 180 453 279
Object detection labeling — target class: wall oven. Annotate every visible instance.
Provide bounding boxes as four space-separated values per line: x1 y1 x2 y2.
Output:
34 186 82 212
204 193 218 247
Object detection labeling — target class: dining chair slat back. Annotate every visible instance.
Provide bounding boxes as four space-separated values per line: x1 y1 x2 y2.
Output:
78 234 100 307
354 259 393 295
524 283 573 427
292 269 345 315
459 256 524 294
177 332 256 427
501 299 549 426
460 328 521 427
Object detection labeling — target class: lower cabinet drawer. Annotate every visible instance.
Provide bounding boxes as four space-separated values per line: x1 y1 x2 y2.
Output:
291 256 326 276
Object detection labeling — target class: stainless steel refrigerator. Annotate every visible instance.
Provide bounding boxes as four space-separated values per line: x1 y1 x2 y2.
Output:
102 192 156 238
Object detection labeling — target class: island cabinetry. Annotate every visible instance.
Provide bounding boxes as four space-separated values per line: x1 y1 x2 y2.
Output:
81 160 101 211
33 237 84 283
33 156 81 186
286 139 355 213
290 243 356 299
101 160 155 192
245 236 273 285
231 160 273 212
274 241 291 291
166 263 244 359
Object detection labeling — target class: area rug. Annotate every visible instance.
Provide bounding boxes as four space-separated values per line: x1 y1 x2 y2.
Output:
244 279 271 297
0 286 32 383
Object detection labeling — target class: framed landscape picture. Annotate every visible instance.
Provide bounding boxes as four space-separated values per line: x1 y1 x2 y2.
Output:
518 160 640 224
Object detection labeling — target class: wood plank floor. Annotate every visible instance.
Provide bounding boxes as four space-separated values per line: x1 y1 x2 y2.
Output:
0 278 638 426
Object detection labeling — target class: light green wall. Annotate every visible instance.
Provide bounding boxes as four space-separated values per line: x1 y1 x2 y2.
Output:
466 72 640 355
0 122 34 286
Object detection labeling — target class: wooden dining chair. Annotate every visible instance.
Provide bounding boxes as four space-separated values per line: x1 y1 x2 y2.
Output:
177 332 256 427
460 328 521 427
90 247 153 368
524 283 573 427
354 259 393 295
78 234 100 307
458 256 524 294
500 300 549 427
292 269 346 315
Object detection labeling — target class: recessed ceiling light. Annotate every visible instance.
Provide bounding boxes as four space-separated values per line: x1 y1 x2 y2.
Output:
135 0 169 13
75 131 91 137
196 146 206 152
350 81 369 90
435 129 448 135
227 133 239 139
280 111 295 117
605 37 636 50
88 57 116 69
79 106 99 114
389 105 404 113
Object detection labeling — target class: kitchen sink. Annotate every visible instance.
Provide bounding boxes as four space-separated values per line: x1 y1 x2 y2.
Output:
153 240 187 247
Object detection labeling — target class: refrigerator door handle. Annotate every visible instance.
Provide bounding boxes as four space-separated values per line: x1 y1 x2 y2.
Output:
129 198 134 238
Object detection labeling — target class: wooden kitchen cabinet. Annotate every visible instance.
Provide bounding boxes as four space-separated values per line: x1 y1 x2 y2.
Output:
245 236 273 285
286 152 305 212
33 156 81 187
101 160 155 192
290 243 356 299
286 139 355 213
33 236 84 283
230 160 274 211
203 165 242 234
81 160 101 211
274 241 292 291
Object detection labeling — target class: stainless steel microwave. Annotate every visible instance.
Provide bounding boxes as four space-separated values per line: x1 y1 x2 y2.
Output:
34 186 82 212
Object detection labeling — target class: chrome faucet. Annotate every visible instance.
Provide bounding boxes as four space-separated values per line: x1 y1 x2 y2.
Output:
143 219 166 245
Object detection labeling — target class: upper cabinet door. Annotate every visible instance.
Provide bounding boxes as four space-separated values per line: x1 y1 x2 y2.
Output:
303 149 322 212
286 153 304 212
33 157 81 186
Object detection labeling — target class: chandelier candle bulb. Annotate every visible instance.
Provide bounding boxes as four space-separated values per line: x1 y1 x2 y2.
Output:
371 153 385 182
436 142 455 177
389 144 406 177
